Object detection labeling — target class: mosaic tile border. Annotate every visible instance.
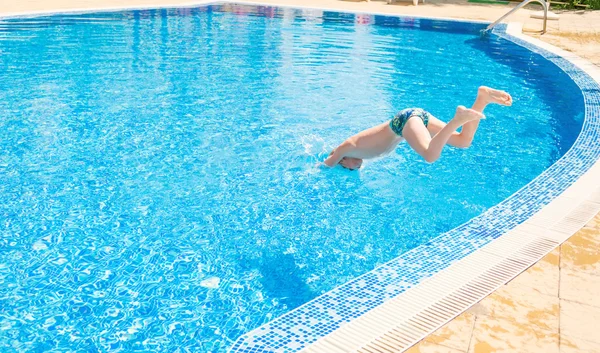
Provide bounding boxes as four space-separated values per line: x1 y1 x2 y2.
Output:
229 16 600 353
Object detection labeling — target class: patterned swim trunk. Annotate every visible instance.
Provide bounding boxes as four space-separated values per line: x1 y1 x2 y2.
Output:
389 108 432 137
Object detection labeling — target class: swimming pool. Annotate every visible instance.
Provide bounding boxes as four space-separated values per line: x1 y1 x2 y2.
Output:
0 4 587 352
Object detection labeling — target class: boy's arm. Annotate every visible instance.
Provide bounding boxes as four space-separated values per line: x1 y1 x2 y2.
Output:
323 142 351 167
323 151 343 167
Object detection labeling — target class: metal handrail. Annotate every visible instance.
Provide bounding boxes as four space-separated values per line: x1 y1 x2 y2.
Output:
484 0 548 34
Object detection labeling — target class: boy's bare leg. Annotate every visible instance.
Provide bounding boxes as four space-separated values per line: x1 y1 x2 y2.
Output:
460 86 512 144
403 106 485 163
427 86 512 148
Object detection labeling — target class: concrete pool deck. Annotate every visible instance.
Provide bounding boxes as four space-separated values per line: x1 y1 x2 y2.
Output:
1 1 599 352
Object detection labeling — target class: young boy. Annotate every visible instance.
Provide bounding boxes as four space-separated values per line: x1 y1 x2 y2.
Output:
323 86 512 170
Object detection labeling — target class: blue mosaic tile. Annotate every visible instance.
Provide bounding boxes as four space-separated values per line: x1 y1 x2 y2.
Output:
228 22 600 353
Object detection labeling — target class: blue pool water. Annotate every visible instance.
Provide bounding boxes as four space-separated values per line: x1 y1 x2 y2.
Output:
0 4 584 352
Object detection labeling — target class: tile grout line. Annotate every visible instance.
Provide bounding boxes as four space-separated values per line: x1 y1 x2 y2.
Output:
561 296 600 311
466 313 477 353
558 244 562 352
423 336 468 352
465 314 478 353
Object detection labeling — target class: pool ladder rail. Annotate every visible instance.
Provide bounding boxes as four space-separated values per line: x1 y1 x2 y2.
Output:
483 0 549 34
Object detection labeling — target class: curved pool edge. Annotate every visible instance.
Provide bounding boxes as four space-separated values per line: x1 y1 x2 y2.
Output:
229 18 600 353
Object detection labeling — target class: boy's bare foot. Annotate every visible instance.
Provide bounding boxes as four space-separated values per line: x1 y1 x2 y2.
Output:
478 86 512 106
454 105 485 125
